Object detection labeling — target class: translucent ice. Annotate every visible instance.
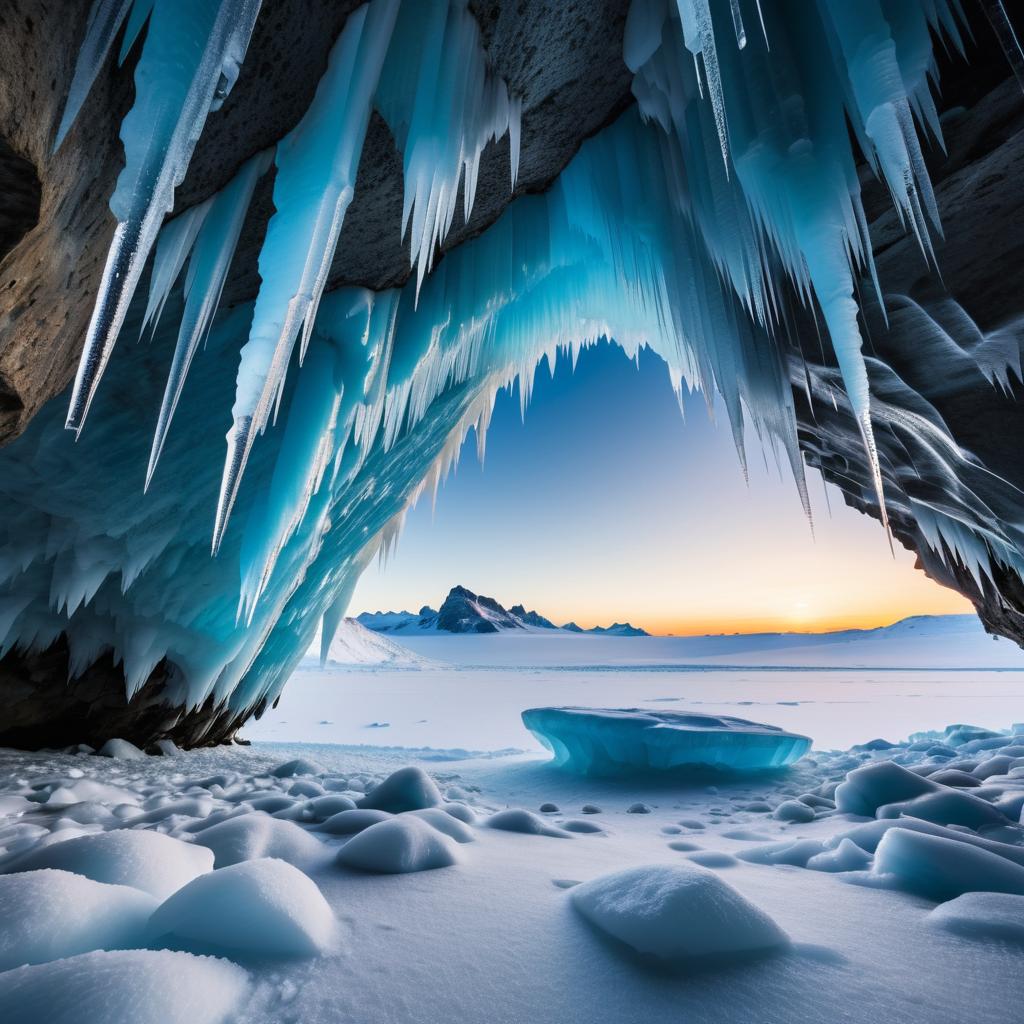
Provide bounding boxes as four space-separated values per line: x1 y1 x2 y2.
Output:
521 707 810 777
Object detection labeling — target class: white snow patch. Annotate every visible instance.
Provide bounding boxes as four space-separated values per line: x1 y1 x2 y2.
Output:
570 863 788 963
0 869 157 969
147 858 335 957
0 949 249 1024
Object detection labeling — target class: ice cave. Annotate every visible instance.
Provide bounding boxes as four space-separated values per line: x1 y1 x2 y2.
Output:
0 0 1023 751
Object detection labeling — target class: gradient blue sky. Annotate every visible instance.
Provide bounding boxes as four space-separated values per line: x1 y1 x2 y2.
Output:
351 342 971 634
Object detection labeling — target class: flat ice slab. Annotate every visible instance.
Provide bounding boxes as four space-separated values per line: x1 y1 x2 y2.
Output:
521 707 811 776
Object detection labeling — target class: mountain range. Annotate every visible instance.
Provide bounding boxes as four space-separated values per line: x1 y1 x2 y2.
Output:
356 585 649 636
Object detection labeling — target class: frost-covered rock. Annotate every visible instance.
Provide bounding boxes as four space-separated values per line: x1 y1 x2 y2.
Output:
1 828 212 899
336 816 460 874
0 869 157 969
570 863 788 963
147 858 335 957
0 949 249 1024
193 812 327 869
487 809 573 838
358 766 442 813
872 828 1024 901
927 892 1024 943
522 707 810 776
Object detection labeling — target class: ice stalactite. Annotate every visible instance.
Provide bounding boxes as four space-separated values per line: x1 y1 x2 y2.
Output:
980 0 1024 94
376 0 521 294
626 0 966 535
61 0 262 436
146 149 273 490
213 0 399 556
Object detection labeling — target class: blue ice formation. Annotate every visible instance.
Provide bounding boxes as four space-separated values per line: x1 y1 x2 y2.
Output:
0 1 1014 728
520 707 811 776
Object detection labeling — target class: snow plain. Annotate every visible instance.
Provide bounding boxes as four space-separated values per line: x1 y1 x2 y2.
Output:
2 620 1023 1024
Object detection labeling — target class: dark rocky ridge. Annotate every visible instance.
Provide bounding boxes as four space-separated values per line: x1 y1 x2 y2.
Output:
0 3 1022 749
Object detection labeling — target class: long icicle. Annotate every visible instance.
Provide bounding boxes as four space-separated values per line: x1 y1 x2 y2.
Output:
64 0 262 436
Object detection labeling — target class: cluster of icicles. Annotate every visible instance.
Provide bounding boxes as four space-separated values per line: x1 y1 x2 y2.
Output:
27 0 1022 711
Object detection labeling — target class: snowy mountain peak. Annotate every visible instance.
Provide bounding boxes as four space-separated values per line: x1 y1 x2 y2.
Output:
356 588 649 636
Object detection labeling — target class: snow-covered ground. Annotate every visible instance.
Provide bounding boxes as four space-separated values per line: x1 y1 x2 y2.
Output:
2 720 1024 1024
3 620 1024 1023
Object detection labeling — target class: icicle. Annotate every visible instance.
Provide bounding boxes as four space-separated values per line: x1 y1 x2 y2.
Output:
53 0 134 151
980 0 1024 93
729 0 747 50
64 0 262 436
146 148 271 490
213 0 399 555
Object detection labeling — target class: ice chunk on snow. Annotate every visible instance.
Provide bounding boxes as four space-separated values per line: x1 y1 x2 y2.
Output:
872 828 1024 901
522 707 810 776
487 809 574 838
834 760 937 817
806 839 873 874
1 829 212 899
0 869 156 970
928 892 1024 944
335 816 460 874
570 863 788 964
193 813 327 870
358 766 442 813
772 800 815 824
877 789 1008 830
0 949 249 1024
147 858 335 957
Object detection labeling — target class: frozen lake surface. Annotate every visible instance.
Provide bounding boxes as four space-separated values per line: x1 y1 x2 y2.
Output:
251 622 1024 751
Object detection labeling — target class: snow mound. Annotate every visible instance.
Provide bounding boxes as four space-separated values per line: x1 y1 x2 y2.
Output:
147 858 335 957
406 807 476 843
876 789 1008 830
772 800 816 823
872 828 1024 901
0 869 156 970
928 892 1024 943
1 828 212 899
571 863 788 964
316 808 393 835
271 758 322 778
323 618 443 668
0 949 249 1024
96 738 148 760
487 808 573 838
522 707 810 776
358 766 442 813
336 816 461 874
194 813 327 870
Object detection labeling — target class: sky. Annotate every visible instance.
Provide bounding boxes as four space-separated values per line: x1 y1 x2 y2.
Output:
350 342 971 635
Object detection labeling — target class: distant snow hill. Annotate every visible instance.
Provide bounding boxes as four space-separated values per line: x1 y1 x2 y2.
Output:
356 585 649 636
321 618 444 670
